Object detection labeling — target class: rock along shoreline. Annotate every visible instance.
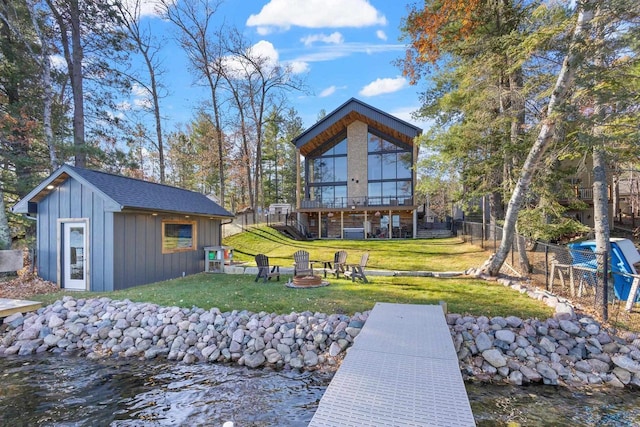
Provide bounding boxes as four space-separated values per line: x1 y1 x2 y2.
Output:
0 297 364 370
1 277 640 389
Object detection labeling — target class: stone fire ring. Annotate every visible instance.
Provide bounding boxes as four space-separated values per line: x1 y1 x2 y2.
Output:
286 275 330 289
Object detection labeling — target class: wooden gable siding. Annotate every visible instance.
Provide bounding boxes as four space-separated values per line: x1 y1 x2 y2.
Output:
37 177 114 291
112 213 220 290
301 111 416 157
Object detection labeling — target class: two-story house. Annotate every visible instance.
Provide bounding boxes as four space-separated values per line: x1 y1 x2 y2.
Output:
292 98 422 239
561 154 614 229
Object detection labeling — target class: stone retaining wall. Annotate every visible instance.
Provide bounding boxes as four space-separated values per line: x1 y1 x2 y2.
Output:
1 272 639 389
0 297 365 370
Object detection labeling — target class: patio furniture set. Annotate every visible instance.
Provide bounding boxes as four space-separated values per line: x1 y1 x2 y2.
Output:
254 250 369 284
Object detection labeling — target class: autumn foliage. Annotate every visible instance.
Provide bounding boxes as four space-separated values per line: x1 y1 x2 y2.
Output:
401 0 482 84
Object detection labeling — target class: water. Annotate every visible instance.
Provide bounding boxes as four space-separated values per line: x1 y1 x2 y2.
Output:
0 356 331 426
468 382 640 426
1 356 640 426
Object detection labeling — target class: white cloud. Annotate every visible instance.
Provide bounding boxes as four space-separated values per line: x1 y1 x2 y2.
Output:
117 101 132 112
359 76 407 97
256 26 271 36
389 106 417 124
222 40 309 76
301 32 344 47
49 55 66 71
390 106 434 131
132 82 148 97
246 0 387 32
319 86 337 97
105 109 126 121
287 60 310 74
121 0 170 18
222 40 279 77
291 42 404 63
376 30 387 41
250 40 280 66
131 82 152 109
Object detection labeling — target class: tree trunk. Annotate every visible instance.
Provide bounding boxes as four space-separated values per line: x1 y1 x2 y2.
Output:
592 145 610 319
489 191 503 227
48 0 85 167
212 92 225 206
69 0 85 167
612 173 619 223
515 223 532 274
3 0 58 169
147 60 165 183
591 2 610 320
509 67 529 272
0 190 10 250
486 2 596 276
42 42 57 170
24 2 58 169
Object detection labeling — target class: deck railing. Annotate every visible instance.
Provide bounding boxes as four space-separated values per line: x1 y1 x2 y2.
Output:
299 196 414 209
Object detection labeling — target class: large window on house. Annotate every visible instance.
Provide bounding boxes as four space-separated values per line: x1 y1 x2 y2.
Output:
307 136 347 207
162 220 197 253
367 131 412 205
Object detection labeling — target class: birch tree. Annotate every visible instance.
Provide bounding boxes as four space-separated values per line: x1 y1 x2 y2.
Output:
0 0 52 249
0 0 58 169
574 0 640 315
486 1 597 275
400 0 561 271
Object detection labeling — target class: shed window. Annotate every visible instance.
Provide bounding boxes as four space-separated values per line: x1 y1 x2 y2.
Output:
162 220 197 253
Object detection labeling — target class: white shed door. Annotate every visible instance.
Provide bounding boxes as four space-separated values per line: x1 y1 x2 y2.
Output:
63 222 87 290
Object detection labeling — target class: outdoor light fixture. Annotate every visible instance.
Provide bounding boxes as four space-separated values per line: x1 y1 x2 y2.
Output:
351 205 356 210
374 211 381 217
327 212 334 217
46 184 55 190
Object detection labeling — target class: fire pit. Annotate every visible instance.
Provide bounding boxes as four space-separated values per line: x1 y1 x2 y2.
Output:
287 275 329 288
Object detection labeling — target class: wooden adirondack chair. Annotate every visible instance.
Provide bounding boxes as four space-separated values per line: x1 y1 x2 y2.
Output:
345 252 369 283
255 254 280 282
325 250 348 278
293 250 314 276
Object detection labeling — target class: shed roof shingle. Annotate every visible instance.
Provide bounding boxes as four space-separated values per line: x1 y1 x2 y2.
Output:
15 165 234 217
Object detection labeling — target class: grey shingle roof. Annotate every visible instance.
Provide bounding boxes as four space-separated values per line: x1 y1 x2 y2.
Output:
12 165 234 217
61 166 233 217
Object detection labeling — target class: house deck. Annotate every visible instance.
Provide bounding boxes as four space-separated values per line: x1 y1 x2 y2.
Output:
309 302 475 426
0 298 42 318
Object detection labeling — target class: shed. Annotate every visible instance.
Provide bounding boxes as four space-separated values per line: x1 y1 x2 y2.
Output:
12 165 234 292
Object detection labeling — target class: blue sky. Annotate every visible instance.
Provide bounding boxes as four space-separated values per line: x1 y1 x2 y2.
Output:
129 0 429 133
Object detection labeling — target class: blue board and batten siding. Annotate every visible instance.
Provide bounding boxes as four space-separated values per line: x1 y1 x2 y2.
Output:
112 214 220 290
37 177 222 291
36 177 115 291
14 165 232 292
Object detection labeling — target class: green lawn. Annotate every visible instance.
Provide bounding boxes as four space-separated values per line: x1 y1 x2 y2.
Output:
224 226 487 272
31 228 554 319
33 274 552 319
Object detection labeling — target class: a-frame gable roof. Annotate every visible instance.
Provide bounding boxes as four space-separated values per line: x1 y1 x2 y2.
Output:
292 98 422 156
13 165 234 217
